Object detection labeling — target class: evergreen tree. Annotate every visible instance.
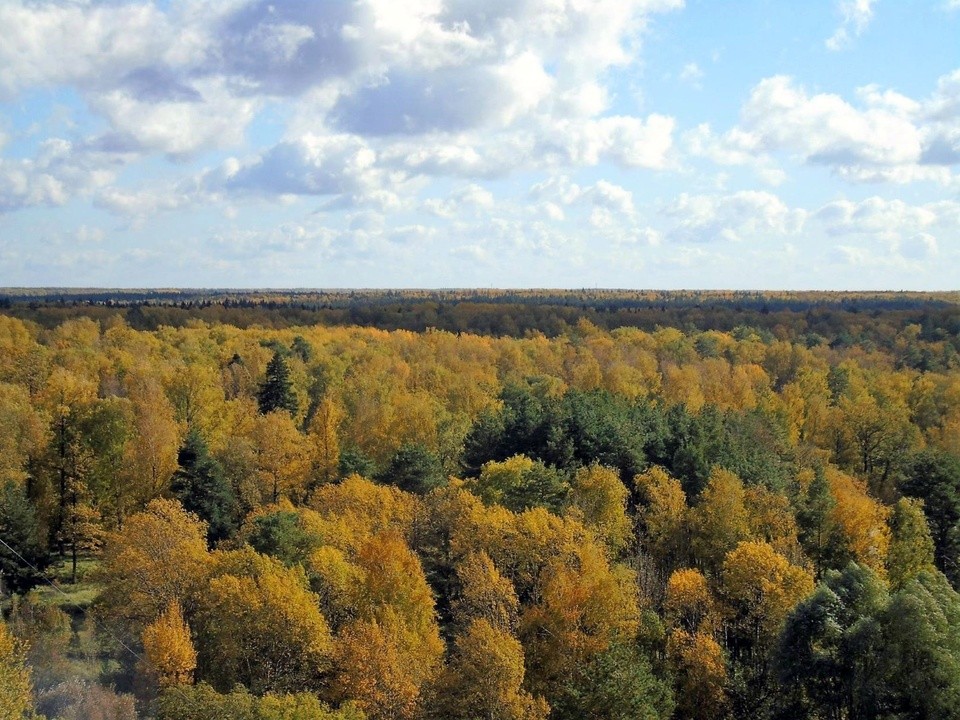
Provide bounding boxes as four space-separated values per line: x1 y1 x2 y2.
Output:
257 351 298 416
901 450 960 587
0 479 50 595
553 640 674 720
170 429 237 545
376 443 445 495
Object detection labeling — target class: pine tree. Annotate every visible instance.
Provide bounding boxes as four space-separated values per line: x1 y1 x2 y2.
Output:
257 351 297 416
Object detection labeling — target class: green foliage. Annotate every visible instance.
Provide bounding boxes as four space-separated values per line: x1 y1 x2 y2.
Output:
470 455 569 514
775 563 888 720
0 479 50 595
171 428 238 545
158 683 366 720
552 640 674 720
258 351 298 416
887 497 937 590
902 450 960 587
375 444 444 495
796 467 840 577
873 572 960 719
338 447 377 480
246 510 321 567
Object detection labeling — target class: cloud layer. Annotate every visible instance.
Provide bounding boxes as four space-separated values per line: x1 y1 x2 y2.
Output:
0 0 957 288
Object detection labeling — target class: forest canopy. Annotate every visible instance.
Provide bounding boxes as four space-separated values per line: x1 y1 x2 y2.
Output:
1 290 960 719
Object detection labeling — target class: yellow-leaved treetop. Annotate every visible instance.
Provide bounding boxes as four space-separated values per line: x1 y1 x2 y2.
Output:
252 410 311 504
569 464 632 556
332 614 424 720
97 498 210 631
192 547 333 695
451 550 519 632
142 600 197 688
432 618 550 720
886 497 937 590
689 468 751 571
308 396 344 487
664 568 717 635
826 467 891 577
720 541 814 649
667 629 729 720
520 541 640 698
635 466 688 570
0 620 32 720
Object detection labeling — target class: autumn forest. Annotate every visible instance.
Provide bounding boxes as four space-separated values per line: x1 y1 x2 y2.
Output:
2 290 960 720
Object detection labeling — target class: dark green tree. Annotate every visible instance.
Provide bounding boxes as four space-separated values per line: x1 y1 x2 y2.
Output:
246 510 321 568
797 467 840 578
375 443 445 495
553 640 674 720
901 450 960 587
170 428 237 545
775 563 888 720
338 446 377 480
0 479 50 595
873 571 960 719
257 351 298 416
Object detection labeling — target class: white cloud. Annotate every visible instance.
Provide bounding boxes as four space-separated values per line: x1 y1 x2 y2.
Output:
0 137 127 213
813 196 959 260
0 1 170 96
222 133 379 196
90 79 260 158
662 191 807 243
679 62 704 87
690 72 960 185
826 0 877 50
423 183 495 217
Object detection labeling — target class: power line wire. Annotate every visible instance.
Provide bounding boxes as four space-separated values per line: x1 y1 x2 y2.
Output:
0 536 142 662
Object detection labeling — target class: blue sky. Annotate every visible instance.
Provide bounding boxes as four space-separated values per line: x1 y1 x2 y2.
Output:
0 0 958 289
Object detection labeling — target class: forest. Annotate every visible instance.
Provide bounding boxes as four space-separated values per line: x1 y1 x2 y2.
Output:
2 291 960 719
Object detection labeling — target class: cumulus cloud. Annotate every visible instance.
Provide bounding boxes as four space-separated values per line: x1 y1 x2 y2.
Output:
689 72 960 185
813 196 959 259
0 137 131 213
0 0 686 212
662 191 807 243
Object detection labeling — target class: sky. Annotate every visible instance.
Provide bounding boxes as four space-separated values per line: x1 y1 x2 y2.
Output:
0 0 958 289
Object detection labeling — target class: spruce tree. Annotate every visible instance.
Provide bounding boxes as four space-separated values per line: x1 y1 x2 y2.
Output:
170 429 236 545
257 351 298 416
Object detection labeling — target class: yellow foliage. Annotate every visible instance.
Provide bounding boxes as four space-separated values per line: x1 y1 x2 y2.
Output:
720 541 814 644
689 468 751 570
305 545 365 631
142 600 197 688
667 630 729 720
353 533 443 661
826 467 891 576
97 498 210 629
744 485 803 562
195 547 333 694
435 618 549 720
635 466 688 568
520 542 639 695
252 411 311 504
664 568 716 634
309 475 418 553
452 551 519 632
332 615 428 720
0 620 32 720
569 464 632 555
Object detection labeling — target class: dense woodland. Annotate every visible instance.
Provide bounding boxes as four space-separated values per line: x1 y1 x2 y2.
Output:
2 291 960 719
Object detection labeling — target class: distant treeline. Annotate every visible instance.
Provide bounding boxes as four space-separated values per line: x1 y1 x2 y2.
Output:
2 290 959 351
